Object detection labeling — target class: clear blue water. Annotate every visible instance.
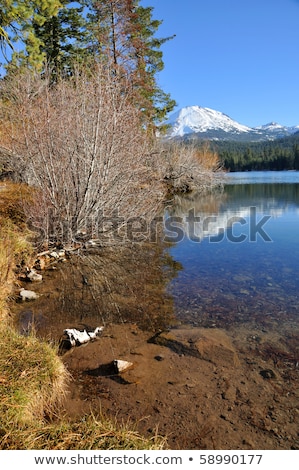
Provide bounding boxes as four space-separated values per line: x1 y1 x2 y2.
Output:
166 171 299 328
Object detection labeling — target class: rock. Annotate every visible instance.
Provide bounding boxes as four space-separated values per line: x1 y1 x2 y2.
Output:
26 268 43 282
149 327 240 367
19 288 39 301
113 359 134 373
34 257 48 270
63 326 104 347
260 369 276 379
155 354 165 361
221 387 236 401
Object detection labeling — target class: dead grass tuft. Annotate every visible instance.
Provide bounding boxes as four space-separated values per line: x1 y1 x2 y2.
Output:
0 412 167 450
0 325 67 427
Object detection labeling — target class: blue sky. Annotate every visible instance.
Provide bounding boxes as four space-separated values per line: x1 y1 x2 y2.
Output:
141 0 299 127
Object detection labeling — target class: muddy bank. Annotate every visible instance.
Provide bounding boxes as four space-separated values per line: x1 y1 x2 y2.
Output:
10 248 299 450
60 322 298 450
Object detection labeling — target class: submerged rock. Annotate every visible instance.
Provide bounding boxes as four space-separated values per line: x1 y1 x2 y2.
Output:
149 327 240 367
26 268 43 282
19 288 39 301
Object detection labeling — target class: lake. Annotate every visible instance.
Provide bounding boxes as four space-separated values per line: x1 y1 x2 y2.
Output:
165 171 299 329
13 171 299 338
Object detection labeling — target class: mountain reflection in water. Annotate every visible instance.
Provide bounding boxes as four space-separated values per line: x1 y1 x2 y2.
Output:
166 171 299 328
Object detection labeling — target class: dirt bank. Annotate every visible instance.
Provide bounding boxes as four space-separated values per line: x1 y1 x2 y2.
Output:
61 322 298 450
10 249 298 450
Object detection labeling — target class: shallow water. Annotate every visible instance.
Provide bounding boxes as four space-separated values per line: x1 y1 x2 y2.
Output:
166 171 299 329
12 171 299 338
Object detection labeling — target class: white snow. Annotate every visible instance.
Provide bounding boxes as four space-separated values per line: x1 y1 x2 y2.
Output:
255 122 287 131
165 105 299 139
165 105 252 137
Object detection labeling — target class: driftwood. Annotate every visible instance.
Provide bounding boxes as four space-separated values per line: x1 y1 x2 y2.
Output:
63 326 104 347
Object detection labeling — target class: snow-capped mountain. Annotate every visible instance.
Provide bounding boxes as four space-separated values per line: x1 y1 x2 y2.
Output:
165 106 299 142
255 122 299 137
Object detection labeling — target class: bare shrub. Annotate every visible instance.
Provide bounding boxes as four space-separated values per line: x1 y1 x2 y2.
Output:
1 65 165 247
160 141 223 194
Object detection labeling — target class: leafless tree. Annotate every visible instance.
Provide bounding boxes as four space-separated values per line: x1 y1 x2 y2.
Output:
160 141 223 194
1 65 165 247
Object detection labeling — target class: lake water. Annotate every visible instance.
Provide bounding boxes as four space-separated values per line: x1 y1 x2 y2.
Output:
166 171 299 329
12 171 299 339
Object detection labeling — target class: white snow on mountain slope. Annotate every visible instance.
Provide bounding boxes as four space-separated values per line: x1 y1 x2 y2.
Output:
256 122 299 134
165 106 252 137
256 122 287 131
165 106 299 141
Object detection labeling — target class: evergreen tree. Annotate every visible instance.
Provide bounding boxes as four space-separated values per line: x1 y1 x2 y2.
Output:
293 144 299 170
31 1 88 76
0 0 62 64
3 0 176 127
84 0 176 127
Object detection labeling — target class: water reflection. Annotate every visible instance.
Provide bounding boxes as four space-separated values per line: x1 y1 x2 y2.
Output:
166 172 299 328
13 241 178 341
166 183 299 242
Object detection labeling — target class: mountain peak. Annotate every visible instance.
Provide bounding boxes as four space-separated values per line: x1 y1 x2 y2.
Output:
165 106 251 138
164 106 299 142
256 122 285 130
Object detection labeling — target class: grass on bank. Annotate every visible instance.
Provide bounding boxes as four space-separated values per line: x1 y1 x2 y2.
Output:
0 183 34 319
0 181 166 450
1 413 166 450
0 322 164 450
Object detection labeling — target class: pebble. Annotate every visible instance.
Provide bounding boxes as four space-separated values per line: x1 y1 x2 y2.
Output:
260 369 276 379
113 359 134 373
19 288 39 301
27 269 43 282
155 354 165 361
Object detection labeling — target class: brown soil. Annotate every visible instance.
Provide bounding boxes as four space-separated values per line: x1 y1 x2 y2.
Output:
10 250 299 450
61 322 299 450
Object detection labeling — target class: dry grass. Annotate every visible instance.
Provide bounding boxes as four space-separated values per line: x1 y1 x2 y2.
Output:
1 413 166 450
0 323 166 450
0 182 33 319
0 182 35 225
0 325 67 427
0 323 165 450
0 184 66 433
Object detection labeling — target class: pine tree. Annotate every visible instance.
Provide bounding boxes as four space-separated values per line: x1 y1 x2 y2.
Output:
31 1 88 75
3 1 176 126
84 0 176 127
293 144 299 170
0 1 62 63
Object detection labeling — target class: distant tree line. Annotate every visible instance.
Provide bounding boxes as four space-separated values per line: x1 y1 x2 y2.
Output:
211 133 299 171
